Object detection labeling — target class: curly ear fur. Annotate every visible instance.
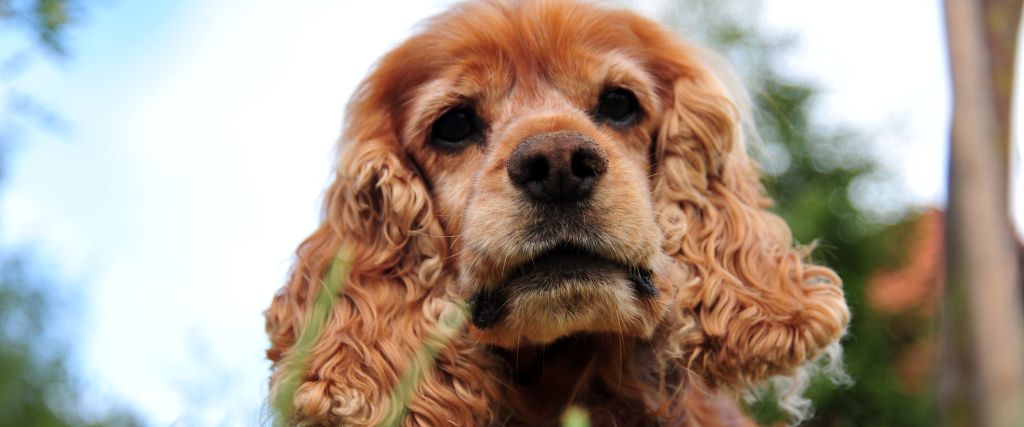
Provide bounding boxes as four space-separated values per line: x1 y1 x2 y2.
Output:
650 50 850 401
264 111 501 425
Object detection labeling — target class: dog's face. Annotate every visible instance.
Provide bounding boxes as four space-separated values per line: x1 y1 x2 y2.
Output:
267 2 849 423
383 3 679 347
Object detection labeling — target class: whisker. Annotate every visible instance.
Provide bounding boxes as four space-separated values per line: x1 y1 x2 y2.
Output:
412 232 465 238
442 247 469 261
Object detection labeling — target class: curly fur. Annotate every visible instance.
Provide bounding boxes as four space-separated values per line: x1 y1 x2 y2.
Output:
264 1 850 425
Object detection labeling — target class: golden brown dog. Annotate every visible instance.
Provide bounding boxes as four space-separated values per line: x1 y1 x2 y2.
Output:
265 1 849 425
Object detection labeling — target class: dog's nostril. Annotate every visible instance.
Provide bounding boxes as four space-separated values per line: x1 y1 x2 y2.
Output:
571 148 602 179
509 155 549 186
525 156 549 182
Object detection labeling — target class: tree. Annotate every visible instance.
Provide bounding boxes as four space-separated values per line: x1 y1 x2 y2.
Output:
0 1 140 425
942 0 1024 426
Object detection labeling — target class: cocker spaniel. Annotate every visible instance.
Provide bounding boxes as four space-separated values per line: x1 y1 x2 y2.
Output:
265 1 849 425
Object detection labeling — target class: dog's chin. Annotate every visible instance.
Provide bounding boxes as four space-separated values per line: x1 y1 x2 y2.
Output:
467 245 664 348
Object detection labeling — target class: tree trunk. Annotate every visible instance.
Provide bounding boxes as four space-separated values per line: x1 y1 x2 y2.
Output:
942 0 1024 426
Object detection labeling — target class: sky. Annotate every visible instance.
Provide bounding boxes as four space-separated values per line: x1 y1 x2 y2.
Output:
0 0 951 425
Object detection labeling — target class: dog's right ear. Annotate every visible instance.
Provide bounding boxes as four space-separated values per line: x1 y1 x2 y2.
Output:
264 47 501 425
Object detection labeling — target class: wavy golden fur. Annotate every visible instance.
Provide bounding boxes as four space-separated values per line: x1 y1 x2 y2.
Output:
265 1 849 425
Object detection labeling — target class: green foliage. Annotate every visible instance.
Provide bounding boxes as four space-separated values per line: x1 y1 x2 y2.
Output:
746 385 787 424
666 1 935 425
0 258 140 427
0 258 69 427
561 406 592 427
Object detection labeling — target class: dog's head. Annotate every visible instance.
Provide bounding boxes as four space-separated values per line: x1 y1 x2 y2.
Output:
269 1 848 422
402 3 681 346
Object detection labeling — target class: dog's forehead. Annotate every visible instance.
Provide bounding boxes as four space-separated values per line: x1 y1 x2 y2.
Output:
411 48 649 111
389 1 662 94
418 2 650 76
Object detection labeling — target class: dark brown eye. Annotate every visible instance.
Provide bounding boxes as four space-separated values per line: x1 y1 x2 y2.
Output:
430 106 483 151
595 88 640 124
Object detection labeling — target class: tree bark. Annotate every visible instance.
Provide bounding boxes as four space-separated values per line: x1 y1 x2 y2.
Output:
943 0 1024 426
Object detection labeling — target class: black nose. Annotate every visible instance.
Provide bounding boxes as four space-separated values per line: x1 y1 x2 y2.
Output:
506 131 608 204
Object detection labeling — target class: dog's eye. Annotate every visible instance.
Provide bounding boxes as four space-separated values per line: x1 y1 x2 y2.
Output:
430 106 483 151
595 88 640 124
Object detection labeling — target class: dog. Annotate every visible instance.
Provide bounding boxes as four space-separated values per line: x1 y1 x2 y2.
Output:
265 1 849 425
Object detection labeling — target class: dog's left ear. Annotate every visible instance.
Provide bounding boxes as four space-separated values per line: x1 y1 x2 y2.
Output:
648 42 850 389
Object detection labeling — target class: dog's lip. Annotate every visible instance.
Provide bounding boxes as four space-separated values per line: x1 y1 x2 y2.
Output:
468 242 656 329
501 242 654 291
505 242 623 285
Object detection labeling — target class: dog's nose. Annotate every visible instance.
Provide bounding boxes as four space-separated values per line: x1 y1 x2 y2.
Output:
507 131 608 204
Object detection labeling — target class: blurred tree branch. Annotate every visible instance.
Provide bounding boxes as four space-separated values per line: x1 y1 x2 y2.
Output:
942 0 1024 426
0 0 79 149
0 0 77 55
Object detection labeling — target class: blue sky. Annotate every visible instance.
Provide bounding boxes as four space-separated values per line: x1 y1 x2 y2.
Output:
0 0 951 425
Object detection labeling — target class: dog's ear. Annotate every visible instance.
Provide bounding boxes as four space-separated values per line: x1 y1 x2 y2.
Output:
649 46 849 389
264 60 499 425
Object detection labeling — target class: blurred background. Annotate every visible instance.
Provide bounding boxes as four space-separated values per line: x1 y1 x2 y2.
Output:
1 0 1018 425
